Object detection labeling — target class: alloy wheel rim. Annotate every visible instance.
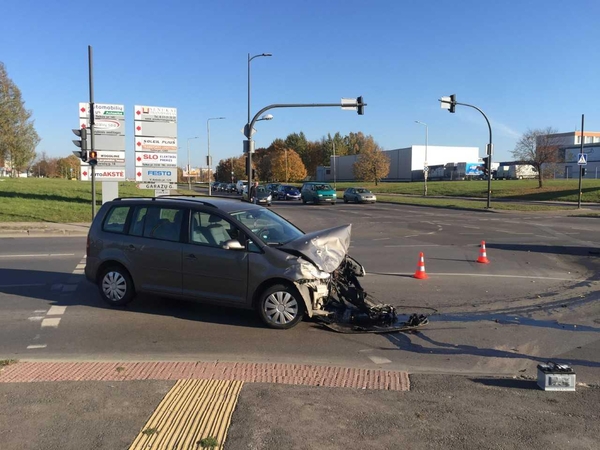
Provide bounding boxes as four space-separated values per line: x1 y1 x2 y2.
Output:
102 271 127 301
264 291 298 325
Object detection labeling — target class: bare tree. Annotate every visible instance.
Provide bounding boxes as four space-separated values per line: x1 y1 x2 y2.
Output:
512 127 560 188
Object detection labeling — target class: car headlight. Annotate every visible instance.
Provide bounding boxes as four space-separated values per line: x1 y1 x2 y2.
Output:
267 195 272 201
318 194 323 197
307 265 330 280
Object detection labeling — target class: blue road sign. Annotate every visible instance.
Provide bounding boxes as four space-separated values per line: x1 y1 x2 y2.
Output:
577 153 588 165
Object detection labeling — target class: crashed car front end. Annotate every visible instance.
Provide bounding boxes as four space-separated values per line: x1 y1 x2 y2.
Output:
279 224 429 333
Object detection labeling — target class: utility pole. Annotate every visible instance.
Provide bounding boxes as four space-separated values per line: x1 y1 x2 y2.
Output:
578 114 585 209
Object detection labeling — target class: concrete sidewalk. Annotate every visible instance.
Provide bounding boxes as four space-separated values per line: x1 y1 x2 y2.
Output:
0 222 89 237
0 361 598 450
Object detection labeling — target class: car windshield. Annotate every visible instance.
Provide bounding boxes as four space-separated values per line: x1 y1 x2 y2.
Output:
356 188 370 193
285 186 298 192
316 184 332 191
230 208 304 246
257 186 268 193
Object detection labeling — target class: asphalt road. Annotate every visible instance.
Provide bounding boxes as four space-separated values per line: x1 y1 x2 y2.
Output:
1 201 599 383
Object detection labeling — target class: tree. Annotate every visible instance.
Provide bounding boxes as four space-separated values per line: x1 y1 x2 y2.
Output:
0 62 40 176
215 156 247 182
512 127 560 188
353 139 390 185
270 148 307 182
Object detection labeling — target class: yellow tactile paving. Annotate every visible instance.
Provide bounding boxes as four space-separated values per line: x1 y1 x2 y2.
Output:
129 379 243 450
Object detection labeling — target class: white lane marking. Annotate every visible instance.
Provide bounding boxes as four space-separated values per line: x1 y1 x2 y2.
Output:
0 253 75 258
373 237 391 241
27 344 47 349
0 283 45 288
47 305 67 316
34 310 46 314
75 264 86 269
72 269 85 274
369 272 579 281
463 226 480 229
41 318 61 328
62 285 77 292
494 230 534 235
385 244 440 248
28 316 44 322
368 356 392 365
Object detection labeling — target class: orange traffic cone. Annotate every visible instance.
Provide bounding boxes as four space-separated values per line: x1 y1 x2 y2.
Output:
413 252 429 279
477 241 490 264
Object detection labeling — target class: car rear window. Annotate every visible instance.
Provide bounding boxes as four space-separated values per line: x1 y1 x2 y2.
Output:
103 206 130 234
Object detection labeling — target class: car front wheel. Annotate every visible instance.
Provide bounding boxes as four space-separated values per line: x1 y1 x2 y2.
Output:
99 265 135 306
257 284 304 329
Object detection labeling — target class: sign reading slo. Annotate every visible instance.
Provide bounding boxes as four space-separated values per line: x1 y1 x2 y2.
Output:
135 152 177 167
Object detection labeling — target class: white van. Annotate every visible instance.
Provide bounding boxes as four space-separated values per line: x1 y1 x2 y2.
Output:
236 180 248 194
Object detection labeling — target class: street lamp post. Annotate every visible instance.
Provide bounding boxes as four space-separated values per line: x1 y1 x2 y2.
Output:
415 121 428 196
331 139 337 190
247 52 272 188
207 117 225 196
187 136 199 191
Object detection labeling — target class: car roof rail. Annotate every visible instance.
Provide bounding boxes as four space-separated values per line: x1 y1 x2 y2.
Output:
113 196 217 208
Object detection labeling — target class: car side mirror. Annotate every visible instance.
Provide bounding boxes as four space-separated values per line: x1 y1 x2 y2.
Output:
223 239 244 251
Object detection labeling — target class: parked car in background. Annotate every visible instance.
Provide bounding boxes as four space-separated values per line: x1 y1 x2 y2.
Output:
276 185 301 201
242 185 272 206
226 183 236 193
343 187 377 204
300 182 337 205
236 180 248 194
266 183 281 196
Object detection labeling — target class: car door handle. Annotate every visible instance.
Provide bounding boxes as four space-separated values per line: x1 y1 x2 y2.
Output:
185 253 197 260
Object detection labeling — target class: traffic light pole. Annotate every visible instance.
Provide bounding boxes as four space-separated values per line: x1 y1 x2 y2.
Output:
454 101 493 209
88 45 96 221
245 99 366 188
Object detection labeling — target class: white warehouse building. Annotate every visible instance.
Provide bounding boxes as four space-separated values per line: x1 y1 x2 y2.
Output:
316 145 480 182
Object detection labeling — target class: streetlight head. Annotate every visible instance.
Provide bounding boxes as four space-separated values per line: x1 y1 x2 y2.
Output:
263 53 272 57
261 114 274 120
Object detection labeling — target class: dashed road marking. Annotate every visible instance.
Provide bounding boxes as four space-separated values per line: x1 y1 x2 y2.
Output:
27 344 47 350
370 272 579 281
47 305 67 316
368 356 392 365
28 316 44 322
385 244 440 248
41 318 61 328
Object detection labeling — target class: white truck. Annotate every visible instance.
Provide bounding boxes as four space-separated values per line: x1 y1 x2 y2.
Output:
496 164 537 180
236 180 248 194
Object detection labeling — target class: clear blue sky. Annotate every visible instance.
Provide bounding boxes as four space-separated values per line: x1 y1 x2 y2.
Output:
3 0 599 171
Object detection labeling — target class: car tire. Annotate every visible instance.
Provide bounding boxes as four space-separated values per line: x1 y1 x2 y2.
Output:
257 284 304 329
98 265 135 306
343 197 348 203
302 198 307 204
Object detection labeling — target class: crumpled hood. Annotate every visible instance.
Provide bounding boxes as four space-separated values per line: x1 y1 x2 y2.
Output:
279 224 351 272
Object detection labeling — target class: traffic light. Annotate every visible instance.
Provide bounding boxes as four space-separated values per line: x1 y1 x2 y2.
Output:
72 128 88 162
480 156 490 176
581 167 587 177
449 94 456 113
357 96 364 115
88 150 98 166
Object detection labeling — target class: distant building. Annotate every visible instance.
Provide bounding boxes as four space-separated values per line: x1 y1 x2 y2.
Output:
316 145 479 182
538 131 600 179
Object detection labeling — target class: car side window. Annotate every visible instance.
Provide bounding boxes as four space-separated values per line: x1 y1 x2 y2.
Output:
190 211 240 248
103 206 130 234
130 207 147 237
140 207 184 242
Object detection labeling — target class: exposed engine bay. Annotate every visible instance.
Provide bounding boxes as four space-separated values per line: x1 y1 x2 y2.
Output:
281 224 431 333
316 255 430 333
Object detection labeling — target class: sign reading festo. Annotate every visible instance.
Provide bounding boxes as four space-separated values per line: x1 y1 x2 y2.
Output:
135 167 177 183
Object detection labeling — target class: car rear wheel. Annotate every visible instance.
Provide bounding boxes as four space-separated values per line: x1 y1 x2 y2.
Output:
257 284 304 329
302 197 307 204
343 197 348 203
99 265 135 306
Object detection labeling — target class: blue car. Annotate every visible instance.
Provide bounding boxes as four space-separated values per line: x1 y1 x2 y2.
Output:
276 185 301 201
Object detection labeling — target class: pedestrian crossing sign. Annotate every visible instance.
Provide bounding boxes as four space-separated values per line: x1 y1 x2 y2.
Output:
577 153 588 165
